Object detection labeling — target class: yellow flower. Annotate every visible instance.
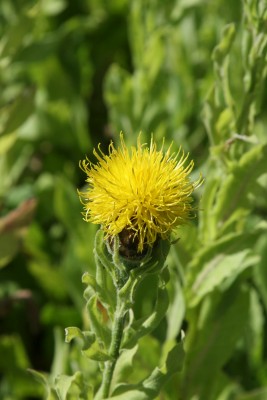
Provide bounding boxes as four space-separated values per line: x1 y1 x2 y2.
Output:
79 134 202 253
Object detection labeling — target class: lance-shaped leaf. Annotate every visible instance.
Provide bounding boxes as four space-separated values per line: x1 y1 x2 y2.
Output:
182 283 250 400
111 344 139 390
55 371 93 400
123 283 169 349
86 294 112 350
94 229 116 278
186 225 265 307
27 369 58 400
82 272 115 313
213 143 267 227
109 341 184 399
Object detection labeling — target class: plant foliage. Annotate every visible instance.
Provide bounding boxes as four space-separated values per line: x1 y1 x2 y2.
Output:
1 0 267 399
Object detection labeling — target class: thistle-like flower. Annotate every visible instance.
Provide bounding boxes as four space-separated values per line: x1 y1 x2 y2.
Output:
79 134 202 255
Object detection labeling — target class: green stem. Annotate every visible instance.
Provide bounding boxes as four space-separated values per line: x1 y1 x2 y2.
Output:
96 295 126 399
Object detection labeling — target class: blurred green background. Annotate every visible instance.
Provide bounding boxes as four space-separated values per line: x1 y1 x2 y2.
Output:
1 0 267 399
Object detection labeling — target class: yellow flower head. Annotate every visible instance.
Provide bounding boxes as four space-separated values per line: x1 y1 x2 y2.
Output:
79 134 202 253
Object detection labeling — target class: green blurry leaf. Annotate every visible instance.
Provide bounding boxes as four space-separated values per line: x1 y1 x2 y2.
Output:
182 284 250 400
246 289 264 368
28 261 67 300
54 176 82 234
189 248 258 307
14 37 59 63
1 0 267 398
112 345 138 389
41 303 81 327
0 336 44 398
253 235 267 312
0 15 34 58
86 294 111 350
65 326 110 362
111 341 184 399
215 107 234 134
27 370 54 399
166 277 185 341
214 143 267 226
171 0 205 21
212 23 236 64
0 232 20 268
236 388 267 400
28 368 50 389
83 271 115 312
0 90 35 135
28 369 59 400
198 172 220 242
41 0 67 16
0 142 33 194
0 132 17 154
123 285 169 348
55 371 88 400
187 226 264 307
0 335 29 371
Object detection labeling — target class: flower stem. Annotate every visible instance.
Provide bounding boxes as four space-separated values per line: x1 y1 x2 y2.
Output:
96 294 126 399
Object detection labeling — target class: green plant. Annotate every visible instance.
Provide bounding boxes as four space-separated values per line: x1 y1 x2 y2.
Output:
1 0 267 399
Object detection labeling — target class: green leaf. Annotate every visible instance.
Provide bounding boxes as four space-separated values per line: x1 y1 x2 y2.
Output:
65 326 110 362
123 284 169 348
106 389 150 400
112 345 139 389
27 369 50 389
236 388 267 400
41 0 67 16
94 229 118 283
0 336 45 398
55 371 93 400
187 225 263 306
0 141 33 194
111 341 184 399
28 261 67 300
0 90 35 135
86 294 111 351
166 277 185 341
65 326 85 342
28 369 58 400
245 289 265 368
55 372 82 400
82 271 115 312
0 14 31 56
198 171 221 241
214 143 267 227
215 107 234 135
0 232 20 268
212 23 236 64
182 284 250 400
50 327 69 379
254 235 267 313
0 335 29 371
189 248 258 307
14 36 59 63
82 272 99 299
82 340 110 362
41 303 81 327
171 0 205 21
54 176 83 235
0 132 17 155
